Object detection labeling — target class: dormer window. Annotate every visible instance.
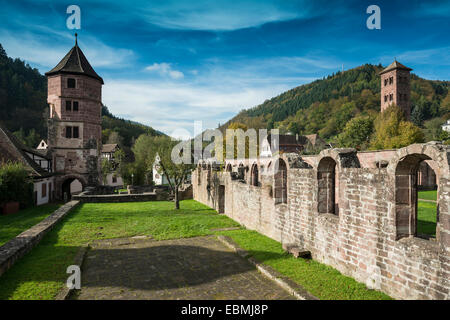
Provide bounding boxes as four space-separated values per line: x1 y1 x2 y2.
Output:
68 78 76 88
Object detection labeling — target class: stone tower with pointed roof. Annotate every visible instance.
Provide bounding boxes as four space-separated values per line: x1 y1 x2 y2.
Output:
45 34 103 200
379 60 412 120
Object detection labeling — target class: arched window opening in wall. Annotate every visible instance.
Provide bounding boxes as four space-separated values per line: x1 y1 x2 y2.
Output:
251 163 259 187
317 157 338 215
226 163 232 172
274 158 287 204
395 156 439 240
238 163 245 181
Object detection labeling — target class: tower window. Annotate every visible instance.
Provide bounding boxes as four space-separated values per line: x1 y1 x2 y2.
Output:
384 95 388 102
66 100 72 111
67 78 76 88
65 126 80 139
389 77 393 85
389 94 393 101
73 101 79 111
384 79 388 86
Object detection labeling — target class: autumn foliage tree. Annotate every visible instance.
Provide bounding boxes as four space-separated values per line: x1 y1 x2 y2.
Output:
370 105 424 150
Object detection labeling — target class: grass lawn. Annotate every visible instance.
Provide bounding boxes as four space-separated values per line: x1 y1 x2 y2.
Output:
0 200 391 300
216 229 391 300
0 204 61 247
418 190 437 201
417 201 437 237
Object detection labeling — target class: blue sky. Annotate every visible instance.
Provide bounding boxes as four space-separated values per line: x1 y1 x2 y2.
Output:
1 0 449 137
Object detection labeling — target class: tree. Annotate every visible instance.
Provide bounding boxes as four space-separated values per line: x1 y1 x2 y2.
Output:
423 118 447 142
133 135 195 209
336 116 374 149
0 162 33 207
101 158 113 185
107 131 124 147
370 105 424 149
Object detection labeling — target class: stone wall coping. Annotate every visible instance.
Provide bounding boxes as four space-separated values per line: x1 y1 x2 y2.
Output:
0 201 80 278
216 235 319 300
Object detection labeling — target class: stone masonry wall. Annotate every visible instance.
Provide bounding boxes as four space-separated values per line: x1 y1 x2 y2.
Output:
192 143 450 300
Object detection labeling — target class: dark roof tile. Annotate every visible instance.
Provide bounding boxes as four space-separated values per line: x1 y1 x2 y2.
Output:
45 40 104 84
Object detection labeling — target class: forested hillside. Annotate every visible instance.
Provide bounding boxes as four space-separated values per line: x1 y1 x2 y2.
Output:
224 64 450 146
0 43 162 149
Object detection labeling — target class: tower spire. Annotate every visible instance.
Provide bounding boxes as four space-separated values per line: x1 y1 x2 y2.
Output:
75 33 78 46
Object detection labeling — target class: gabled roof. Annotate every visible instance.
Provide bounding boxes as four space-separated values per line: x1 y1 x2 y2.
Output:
102 143 119 153
45 35 104 84
0 123 53 178
379 60 413 75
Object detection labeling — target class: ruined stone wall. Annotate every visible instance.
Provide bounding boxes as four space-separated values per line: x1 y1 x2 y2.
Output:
193 143 450 300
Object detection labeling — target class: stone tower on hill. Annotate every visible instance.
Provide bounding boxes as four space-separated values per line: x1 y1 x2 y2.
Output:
45 34 103 200
379 60 412 120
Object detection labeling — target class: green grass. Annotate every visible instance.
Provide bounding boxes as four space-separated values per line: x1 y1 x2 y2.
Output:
418 190 437 201
417 201 437 237
0 204 61 246
217 229 392 300
0 200 238 300
0 200 391 300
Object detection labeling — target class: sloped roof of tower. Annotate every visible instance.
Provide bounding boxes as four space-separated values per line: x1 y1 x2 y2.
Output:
379 60 413 75
45 35 104 84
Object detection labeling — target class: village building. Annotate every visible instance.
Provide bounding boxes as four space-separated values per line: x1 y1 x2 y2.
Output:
0 124 54 206
101 143 124 187
36 140 48 150
442 119 450 132
45 34 103 201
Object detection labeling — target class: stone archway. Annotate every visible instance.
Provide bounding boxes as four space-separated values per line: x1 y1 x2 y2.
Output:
389 143 450 243
58 175 88 201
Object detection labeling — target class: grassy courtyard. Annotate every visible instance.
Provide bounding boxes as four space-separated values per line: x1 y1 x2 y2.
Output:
0 204 61 247
418 190 437 201
0 200 390 300
417 201 437 237
417 190 438 238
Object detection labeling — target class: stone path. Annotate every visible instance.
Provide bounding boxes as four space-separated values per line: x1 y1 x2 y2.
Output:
73 236 295 300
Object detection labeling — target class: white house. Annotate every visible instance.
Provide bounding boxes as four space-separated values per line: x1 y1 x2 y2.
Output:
36 140 48 150
153 154 172 185
442 119 450 133
101 143 124 187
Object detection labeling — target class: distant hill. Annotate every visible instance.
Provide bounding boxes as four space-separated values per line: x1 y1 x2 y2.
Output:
0 43 162 149
222 64 450 142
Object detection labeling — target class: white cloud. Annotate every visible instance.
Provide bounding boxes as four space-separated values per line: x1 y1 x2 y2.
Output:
103 78 289 137
0 30 134 71
134 0 320 31
145 63 184 79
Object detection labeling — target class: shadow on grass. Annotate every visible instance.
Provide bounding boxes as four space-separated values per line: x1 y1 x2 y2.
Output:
417 219 437 238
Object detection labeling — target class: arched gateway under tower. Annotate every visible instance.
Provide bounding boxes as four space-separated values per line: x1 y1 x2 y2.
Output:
45 34 103 200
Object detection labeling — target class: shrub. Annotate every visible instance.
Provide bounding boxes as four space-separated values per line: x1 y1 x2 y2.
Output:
0 162 33 207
